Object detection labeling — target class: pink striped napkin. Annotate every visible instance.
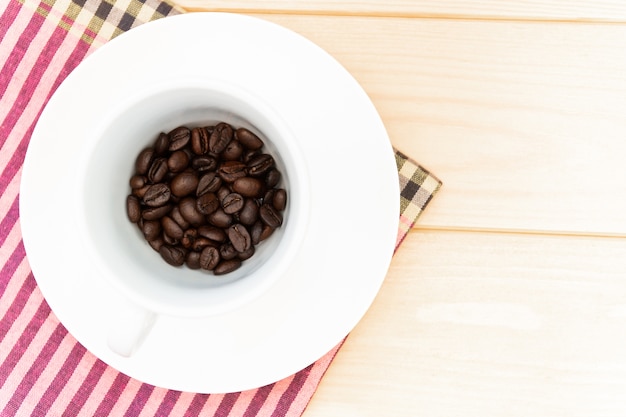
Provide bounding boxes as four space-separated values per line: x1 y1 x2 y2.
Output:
0 0 441 416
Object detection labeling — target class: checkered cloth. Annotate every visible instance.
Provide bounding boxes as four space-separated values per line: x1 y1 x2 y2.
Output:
0 0 441 415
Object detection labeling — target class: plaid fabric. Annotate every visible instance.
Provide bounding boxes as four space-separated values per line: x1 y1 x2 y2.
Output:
0 0 441 415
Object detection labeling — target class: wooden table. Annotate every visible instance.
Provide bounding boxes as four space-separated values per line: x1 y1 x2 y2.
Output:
172 2 626 415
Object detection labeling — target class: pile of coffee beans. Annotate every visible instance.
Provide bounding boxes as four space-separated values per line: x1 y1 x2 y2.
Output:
126 122 286 275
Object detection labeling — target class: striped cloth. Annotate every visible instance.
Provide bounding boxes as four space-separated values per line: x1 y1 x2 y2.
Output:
0 0 442 416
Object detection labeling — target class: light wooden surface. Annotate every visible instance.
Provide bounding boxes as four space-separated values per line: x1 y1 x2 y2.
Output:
174 2 626 415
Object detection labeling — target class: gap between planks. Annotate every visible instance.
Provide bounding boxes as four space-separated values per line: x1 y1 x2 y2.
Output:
412 225 626 240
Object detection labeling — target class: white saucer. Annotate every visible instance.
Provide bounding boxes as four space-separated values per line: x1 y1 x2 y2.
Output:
20 13 399 393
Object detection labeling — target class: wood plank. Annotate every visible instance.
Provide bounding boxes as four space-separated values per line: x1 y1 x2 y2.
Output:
219 14 626 234
178 0 626 22
304 229 626 416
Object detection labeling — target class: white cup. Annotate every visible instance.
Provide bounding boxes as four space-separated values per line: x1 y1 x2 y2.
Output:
75 79 309 357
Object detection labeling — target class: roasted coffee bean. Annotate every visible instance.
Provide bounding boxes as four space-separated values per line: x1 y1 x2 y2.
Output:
128 122 287 275
235 128 264 150
239 198 259 226
221 140 243 161
214 259 242 275
259 203 283 228
148 237 164 252
147 157 168 183
192 237 215 252
191 156 218 172
126 195 141 223
180 228 197 249
209 122 233 154
178 197 204 226
170 172 199 197
250 221 263 245
233 177 264 198
170 206 190 229
265 169 281 188
186 251 201 269
162 216 184 240
197 225 227 242
227 224 251 252
168 126 191 151
247 154 274 177
199 246 220 270
222 193 244 214
196 192 219 215
142 220 161 240
154 133 169 154
196 172 221 196
159 245 186 266
259 224 275 242
167 150 189 173
191 127 210 155
129 175 146 190
273 188 287 211
238 245 255 261
135 148 154 175
208 208 233 228
219 243 239 260
143 183 171 207
142 204 172 221
217 161 246 183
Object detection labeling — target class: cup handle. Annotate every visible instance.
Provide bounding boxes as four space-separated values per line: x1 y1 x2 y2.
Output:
107 296 157 357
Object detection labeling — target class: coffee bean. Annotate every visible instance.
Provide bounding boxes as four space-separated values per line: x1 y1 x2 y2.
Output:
238 245 255 261
222 193 244 214
142 204 172 221
170 206 190 229
170 172 199 197
221 140 243 161
186 251 201 269
129 175 146 190
265 169 281 188
196 172 221 196
196 192 219 215
128 122 287 275
168 126 191 151
214 259 242 275
273 188 287 211
178 197 204 226
228 224 251 252
126 195 141 223
147 157 168 183
162 216 184 240
159 245 186 266
199 246 220 270
218 161 246 183
135 148 154 175
259 203 283 228
235 128 264 150
232 177 264 198
154 133 169 154
239 199 259 225
191 156 218 172
142 220 161 240
191 127 210 155
167 150 189 173
197 225 227 242
208 208 233 228
143 183 171 207
219 243 239 260
209 122 233 154
247 154 274 177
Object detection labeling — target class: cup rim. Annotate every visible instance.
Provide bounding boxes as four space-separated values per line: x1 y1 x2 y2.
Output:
74 77 310 317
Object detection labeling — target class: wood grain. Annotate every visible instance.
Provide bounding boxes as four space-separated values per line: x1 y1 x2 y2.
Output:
212 14 626 235
304 229 626 417
178 0 626 22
